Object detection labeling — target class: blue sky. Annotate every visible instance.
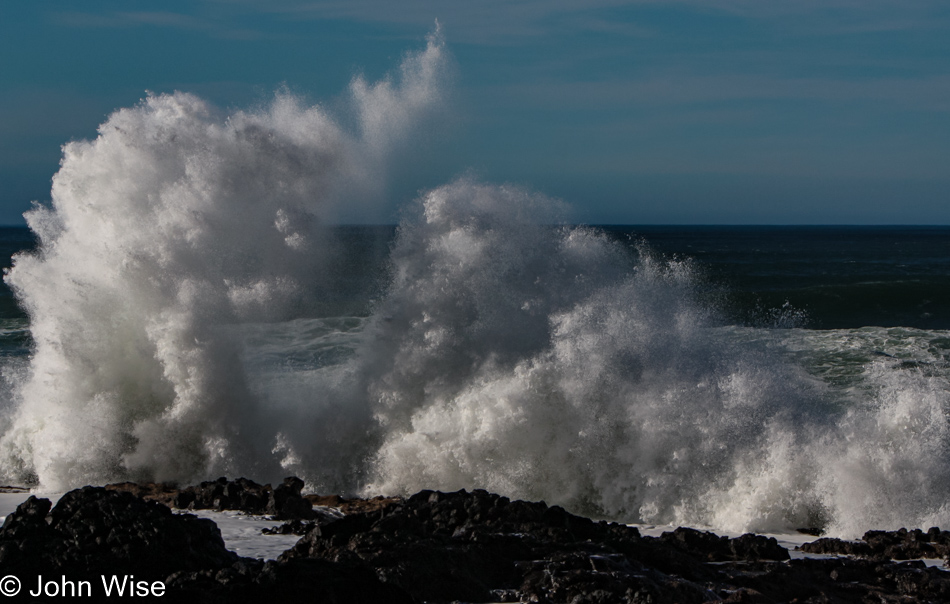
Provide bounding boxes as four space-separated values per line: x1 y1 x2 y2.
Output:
2 1 949 224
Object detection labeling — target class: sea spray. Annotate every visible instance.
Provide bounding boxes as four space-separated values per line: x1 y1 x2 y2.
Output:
355 180 826 525
355 188 950 536
0 31 447 490
2 34 950 539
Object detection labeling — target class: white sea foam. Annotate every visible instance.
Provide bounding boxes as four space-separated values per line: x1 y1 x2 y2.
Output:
2 30 950 539
245 178 950 538
0 30 446 490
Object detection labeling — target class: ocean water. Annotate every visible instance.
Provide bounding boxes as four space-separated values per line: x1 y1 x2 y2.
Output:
1 31 949 539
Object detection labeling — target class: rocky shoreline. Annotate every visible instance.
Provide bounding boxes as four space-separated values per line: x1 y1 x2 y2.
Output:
2 478 949 603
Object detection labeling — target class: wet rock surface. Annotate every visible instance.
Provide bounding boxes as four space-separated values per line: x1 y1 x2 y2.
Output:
305 493 402 515
109 476 319 520
165 557 416 604
261 519 319 536
0 487 235 580
4 481 950 603
0 485 411 603
278 488 950 603
658 526 790 562
801 527 950 561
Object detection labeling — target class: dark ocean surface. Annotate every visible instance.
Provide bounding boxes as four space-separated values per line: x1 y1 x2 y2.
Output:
601 225 950 330
2 224 947 330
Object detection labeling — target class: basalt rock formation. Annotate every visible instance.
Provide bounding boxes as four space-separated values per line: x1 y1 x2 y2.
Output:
4 482 950 603
0 487 235 579
801 527 950 561
108 476 319 520
0 485 411 604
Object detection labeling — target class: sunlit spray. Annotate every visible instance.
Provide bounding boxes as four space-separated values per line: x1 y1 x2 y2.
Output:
2 29 950 539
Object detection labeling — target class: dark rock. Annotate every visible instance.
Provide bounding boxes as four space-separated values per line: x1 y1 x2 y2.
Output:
659 526 731 560
0 485 417 604
800 536 874 557
283 488 738 603
863 528 950 560
166 558 416 604
175 489 197 509
801 528 950 561
105 481 181 506
305 493 402 514
255 558 416 602
12 481 950 603
113 475 320 520
107 475 406 522
517 550 714 604
262 519 317 536
729 532 791 561
658 527 789 562
0 487 235 580
188 477 271 514
267 477 315 520
0 495 51 533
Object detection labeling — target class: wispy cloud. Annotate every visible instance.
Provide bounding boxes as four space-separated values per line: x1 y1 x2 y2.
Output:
203 0 950 41
659 0 950 37
52 10 270 41
53 1 950 46
491 73 950 113
202 0 651 43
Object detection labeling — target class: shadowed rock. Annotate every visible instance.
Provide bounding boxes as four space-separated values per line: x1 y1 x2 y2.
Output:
108 475 319 520
658 527 790 562
0 487 235 580
8 483 950 603
801 527 950 561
